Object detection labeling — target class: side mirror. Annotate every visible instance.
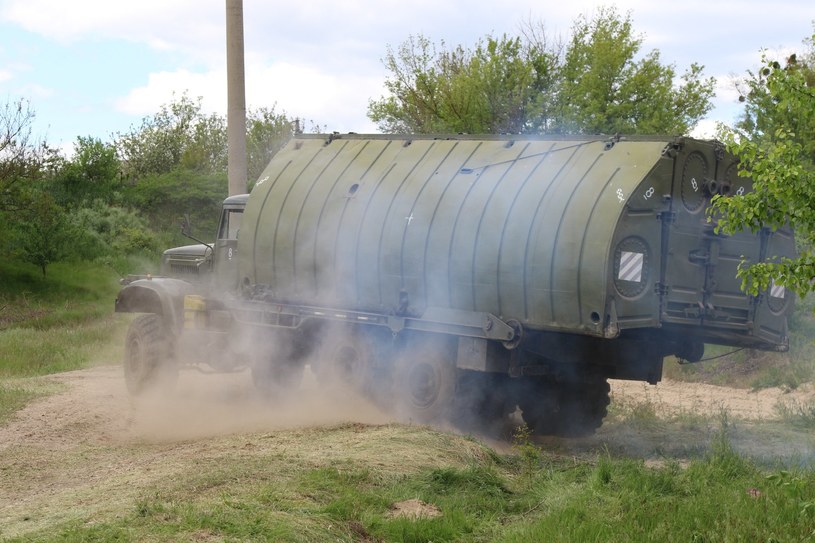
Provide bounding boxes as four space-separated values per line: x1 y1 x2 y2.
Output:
180 214 192 236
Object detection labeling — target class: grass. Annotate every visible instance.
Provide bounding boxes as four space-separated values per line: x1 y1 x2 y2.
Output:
1 259 815 541
2 421 815 543
775 399 815 429
0 259 128 377
0 383 40 425
663 294 815 390
0 259 129 418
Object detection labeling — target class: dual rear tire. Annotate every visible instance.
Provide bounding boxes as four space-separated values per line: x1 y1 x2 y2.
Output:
518 377 610 437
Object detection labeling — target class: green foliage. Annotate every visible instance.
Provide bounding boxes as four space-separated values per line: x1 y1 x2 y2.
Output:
68 200 158 259
122 169 227 242
115 93 228 178
0 97 46 213
557 7 714 135
115 94 296 186
1 94 297 276
368 7 714 136
246 106 296 183
775 400 815 429
369 33 554 134
48 136 121 207
711 32 815 297
6 192 73 277
735 34 815 161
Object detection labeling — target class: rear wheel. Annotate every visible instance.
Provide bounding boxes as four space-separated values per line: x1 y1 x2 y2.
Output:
123 314 176 395
454 371 514 433
251 332 306 398
556 378 610 437
518 377 610 437
251 357 304 397
517 378 560 436
394 336 456 424
314 328 376 393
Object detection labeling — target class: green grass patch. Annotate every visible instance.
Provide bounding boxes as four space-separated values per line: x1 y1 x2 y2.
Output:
0 259 129 378
775 399 815 429
0 259 124 330
7 424 815 543
664 294 815 390
0 378 64 425
0 317 126 377
0 259 129 422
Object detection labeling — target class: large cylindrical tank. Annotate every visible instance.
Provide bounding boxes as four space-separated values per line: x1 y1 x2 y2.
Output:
238 134 792 350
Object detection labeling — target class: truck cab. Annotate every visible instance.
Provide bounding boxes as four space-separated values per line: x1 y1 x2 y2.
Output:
213 193 248 292
157 193 249 292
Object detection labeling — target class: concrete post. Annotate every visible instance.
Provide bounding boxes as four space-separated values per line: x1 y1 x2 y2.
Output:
226 0 247 196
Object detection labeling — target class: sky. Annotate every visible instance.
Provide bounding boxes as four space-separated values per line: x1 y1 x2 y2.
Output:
0 0 813 155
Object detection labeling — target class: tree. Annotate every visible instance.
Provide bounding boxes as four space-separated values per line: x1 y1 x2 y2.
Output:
115 95 298 184
115 93 228 178
50 136 121 207
0 98 45 212
367 7 715 136
734 35 815 162
710 32 815 297
368 34 555 134
556 7 714 135
246 106 296 183
10 192 73 277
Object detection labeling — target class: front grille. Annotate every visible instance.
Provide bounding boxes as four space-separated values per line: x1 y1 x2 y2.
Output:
168 261 200 276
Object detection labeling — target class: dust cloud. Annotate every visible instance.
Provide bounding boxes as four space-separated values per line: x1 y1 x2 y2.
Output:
127 367 395 442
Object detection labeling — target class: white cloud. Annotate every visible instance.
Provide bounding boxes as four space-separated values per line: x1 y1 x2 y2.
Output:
247 62 384 132
0 69 11 82
0 0 213 41
18 82 53 98
114 62 385 133
3 0 813 144
114 69 225 116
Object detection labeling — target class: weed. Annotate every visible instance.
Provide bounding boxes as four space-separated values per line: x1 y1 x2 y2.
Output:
511 423 541 478
775 399 815 429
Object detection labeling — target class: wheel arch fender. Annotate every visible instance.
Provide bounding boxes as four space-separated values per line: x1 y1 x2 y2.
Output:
115 278 198 332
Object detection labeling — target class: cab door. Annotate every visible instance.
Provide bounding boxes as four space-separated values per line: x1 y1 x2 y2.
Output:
215 207 244 292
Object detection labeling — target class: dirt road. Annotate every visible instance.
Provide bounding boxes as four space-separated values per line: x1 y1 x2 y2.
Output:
1 365 814 538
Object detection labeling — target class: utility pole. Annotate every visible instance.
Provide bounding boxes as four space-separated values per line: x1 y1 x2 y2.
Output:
226 0 247 196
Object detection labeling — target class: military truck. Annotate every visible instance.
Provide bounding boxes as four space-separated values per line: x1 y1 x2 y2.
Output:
116 133 794 436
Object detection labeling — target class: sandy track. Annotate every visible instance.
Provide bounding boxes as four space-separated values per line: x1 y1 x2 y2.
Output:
4 365 812 453
610 377 815 420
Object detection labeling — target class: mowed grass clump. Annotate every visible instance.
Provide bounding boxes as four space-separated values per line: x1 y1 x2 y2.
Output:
6 423 815 543
0 383 39 424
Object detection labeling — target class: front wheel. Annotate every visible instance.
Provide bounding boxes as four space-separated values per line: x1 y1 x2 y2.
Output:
123 314 176 395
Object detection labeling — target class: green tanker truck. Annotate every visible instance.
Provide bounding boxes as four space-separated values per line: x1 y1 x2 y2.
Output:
115 133 794 436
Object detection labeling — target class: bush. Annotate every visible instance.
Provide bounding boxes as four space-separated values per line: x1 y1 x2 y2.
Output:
122 169 227 245
68 200 158 259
